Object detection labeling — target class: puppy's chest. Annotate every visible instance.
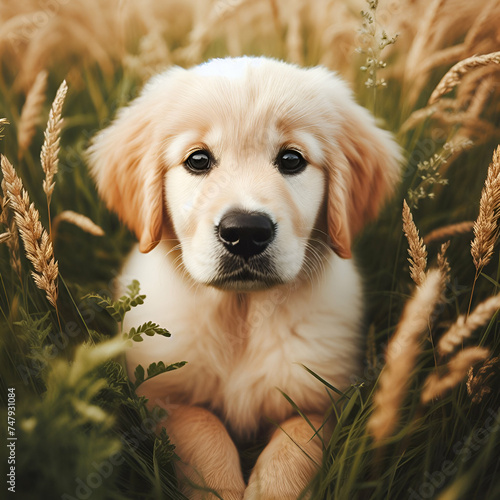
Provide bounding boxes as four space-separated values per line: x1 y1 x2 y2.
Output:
162 299 350 434
125 264 362 435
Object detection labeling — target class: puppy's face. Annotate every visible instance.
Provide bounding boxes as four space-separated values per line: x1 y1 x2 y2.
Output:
89 57 401 290
163 85 326 290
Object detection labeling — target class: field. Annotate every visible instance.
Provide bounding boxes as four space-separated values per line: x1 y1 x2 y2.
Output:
0 0 499 499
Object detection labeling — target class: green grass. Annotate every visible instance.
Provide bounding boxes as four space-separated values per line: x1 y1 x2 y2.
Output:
0 5 500 499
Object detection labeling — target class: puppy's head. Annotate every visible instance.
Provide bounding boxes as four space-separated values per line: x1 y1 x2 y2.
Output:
88 57 400 290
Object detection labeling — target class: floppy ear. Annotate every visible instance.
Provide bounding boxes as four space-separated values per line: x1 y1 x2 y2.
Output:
324 88 401 259
87 84 168 253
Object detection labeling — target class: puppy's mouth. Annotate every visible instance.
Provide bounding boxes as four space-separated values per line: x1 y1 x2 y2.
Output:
209 256 283 291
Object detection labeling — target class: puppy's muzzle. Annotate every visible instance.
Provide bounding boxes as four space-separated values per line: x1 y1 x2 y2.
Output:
217 210 275 260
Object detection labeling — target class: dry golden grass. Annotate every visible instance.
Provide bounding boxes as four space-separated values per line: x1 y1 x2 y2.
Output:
437 294 500 357
1 155 58 307
457 66 499 109
421 347 490 404
437 240 451 286
0 231 10 243
400 0 500 104
17 70 48 159
0 119 23 279
0 180 22 281
429 51 500 105
0 0 356 88
402 200 427 286
1 0 497 109
285 0 304 65
41 80 67 205
404 0 447 88
368 269 442 442
402 71 499 146
52 210 104 238
423 221 474 245
467 356 499 404
471 146 500 272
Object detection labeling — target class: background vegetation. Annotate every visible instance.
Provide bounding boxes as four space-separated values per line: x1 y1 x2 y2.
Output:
0 0 499 498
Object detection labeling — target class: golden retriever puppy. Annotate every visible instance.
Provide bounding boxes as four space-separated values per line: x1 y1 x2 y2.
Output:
88 56 400 499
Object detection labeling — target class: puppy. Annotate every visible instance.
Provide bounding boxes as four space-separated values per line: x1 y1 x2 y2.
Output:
88 56 400 499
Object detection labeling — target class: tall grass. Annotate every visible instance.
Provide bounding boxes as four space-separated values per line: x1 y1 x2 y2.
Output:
0 1 499 499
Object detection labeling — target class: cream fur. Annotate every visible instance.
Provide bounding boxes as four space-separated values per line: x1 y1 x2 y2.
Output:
88 56 401 499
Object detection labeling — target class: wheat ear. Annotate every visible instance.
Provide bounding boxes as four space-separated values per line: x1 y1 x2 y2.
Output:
471 146 500 272
1 181 22 280
1 155 58 307
17 71 48 160
437 241 451 286
421 347 489 404
428 51 500 105
0 119 22 278
403 200 428 286
437 293 500 357
41 80 68 206
368 270 442 442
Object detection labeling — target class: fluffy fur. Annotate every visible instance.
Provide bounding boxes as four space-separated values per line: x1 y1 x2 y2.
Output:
88 56 401 499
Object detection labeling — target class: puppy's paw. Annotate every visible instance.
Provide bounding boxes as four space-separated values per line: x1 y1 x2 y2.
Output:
216 489 245 500
244 477 307 500
243 416 323 500
243 460 313 500
187 488 244 500
177 459 246 500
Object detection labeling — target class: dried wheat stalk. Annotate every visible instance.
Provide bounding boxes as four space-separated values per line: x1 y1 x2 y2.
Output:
418 0 498 80
437 241 451 286
1 181 22 279
0 119 22 278
0 118 8 139
421 347 490 403
403 70 497 137
0 232 11 244
471 146 500 271
403 200 428 286
286 0 303 65
423 221 474 245
437 293 500 356
466 75 495 119
405 0 446 81
1 155 58 307
467 356 499 404
52 210 104 237
400 103 442 133
41 80 68 204
17 71 48 159
457 66 500 109
368 270 442 442
177 0 250 64
429 51 500 105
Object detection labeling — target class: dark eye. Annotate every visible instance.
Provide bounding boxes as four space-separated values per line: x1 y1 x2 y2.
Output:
185 150 212 173
276 150 306 175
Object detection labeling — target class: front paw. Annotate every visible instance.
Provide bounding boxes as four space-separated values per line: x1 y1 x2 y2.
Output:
186 488 244 500
243 416 323 500
244 476 309 500
217 490 245 500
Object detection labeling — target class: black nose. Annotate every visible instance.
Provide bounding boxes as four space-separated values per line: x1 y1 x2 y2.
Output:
218 211 275 259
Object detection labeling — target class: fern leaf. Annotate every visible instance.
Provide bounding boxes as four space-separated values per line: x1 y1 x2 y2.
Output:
125 321 170 342
133 361 186 390
84 280 146 324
